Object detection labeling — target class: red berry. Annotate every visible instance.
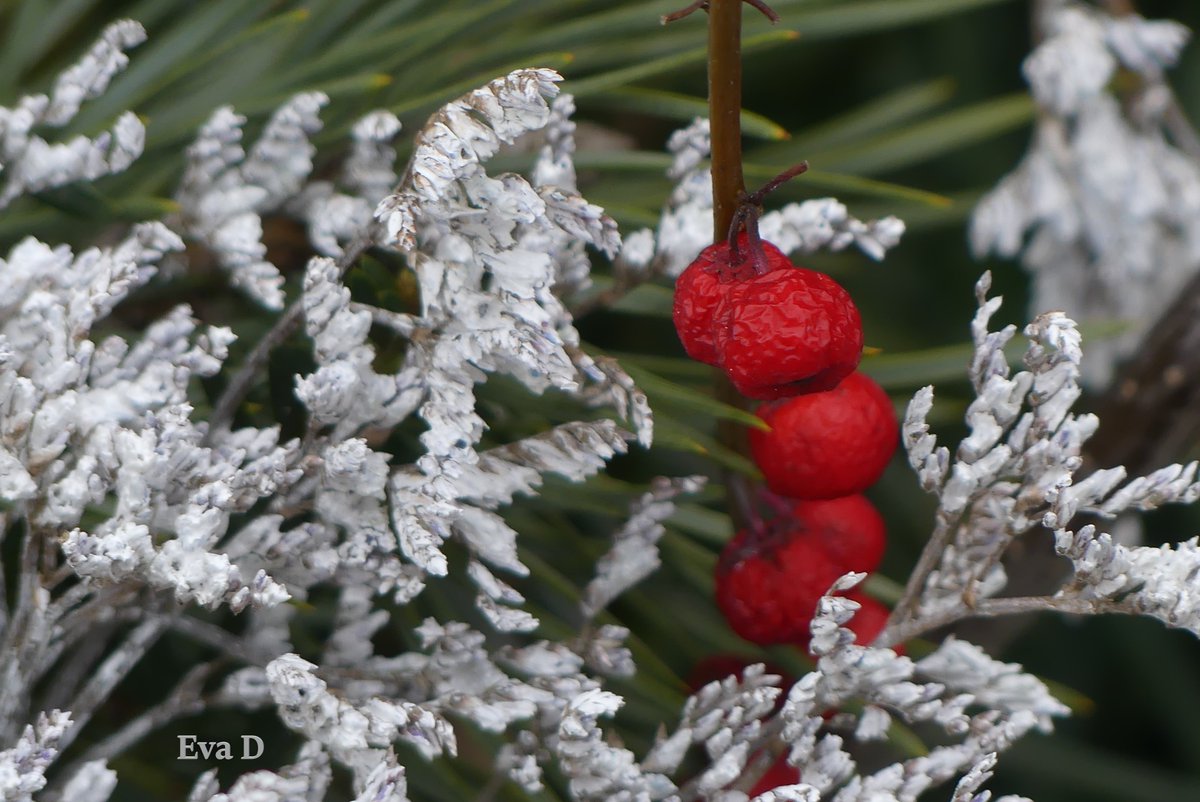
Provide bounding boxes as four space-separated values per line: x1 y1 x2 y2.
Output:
789 495 887 575
673 235 790 365
750 371 898 500
844 592 902 654
749 755 802 797
714 267 862 399
715 521 847 645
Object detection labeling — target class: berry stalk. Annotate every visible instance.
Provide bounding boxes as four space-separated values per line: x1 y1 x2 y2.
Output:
707 0 747 237
706 0 758 532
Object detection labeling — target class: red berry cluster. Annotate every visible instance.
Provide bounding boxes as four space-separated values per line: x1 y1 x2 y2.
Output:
672 228 899 650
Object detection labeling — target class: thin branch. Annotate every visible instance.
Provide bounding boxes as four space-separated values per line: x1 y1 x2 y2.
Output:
69 661 219 770
169 614 267 665
0 524 47 740
56 615 171 756
38 622 123 713
880 594 1101 648
204 229 378 443
885 510 961 639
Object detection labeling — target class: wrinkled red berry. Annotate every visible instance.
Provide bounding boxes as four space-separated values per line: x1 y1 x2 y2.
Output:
789 495 887 576
750 371 898 499
714 267 862 399
672 235 790 365
715 522 847 645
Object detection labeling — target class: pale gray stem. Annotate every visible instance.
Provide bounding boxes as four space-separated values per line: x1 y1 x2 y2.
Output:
56 616 171 757
886 509 960 638
879 594 1101 648
170 615 266 665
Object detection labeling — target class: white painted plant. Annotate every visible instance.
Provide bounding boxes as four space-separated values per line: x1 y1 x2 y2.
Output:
0 10 1198 802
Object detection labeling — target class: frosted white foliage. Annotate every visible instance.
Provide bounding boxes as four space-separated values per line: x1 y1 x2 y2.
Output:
353 751 409 802
751 787 821 802
647 662 783 785
790 594 1047 802
387 420 630 613
177 92 329 308
971 1 1200 386
375 68 566 250
571 350 654 448
56 760 118 802
557 689 675 801
582 474 706 617
295 256 419 435
892 271 1200 653
0 219 300 615
265 654 454 790
915 639 1068 732
758 199 906 263
0 44 688 802
188 741 332 802
951 753 1031 802
285 72 646 633
295 110 404 258
644 117 905 280
0 21 146 209
0 710 71 802
345 111 404 202
1054 527 1200 636
897 273 1091 618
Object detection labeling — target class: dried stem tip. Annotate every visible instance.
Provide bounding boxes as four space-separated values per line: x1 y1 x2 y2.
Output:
746 161 809 206
662 0 780 25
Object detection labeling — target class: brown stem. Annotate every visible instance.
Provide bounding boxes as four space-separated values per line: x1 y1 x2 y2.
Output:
708 0 747 238
707 0 758 532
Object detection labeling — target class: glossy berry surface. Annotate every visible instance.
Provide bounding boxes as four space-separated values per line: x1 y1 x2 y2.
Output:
672 234 790 365
789 494 887 575
750 371 898 499
715 521 847 645
714 267 862 399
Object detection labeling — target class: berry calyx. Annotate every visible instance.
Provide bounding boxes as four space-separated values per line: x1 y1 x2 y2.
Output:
749 371 898 499
714 267 863 399
715 519 848 645
673 234 790 364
